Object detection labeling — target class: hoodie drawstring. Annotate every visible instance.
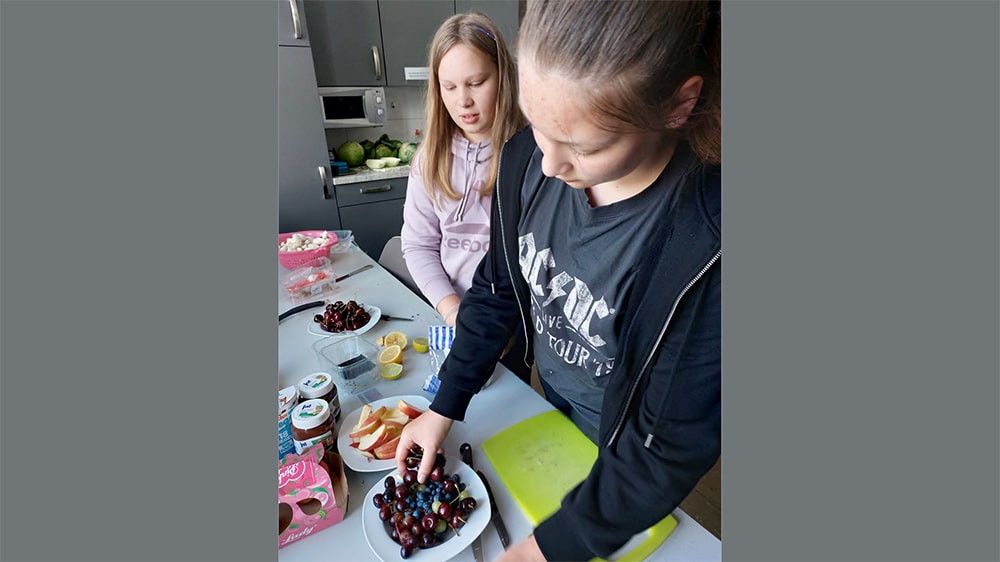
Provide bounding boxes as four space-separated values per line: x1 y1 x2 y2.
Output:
454 142 484 222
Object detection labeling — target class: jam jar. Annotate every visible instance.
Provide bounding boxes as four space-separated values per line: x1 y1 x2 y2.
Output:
290 399 336 454
296 372 341 422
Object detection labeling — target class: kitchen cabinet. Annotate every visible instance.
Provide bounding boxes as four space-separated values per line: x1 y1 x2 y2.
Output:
305 0 454 87
456 0 521 48
279 0 310 46
335 177 407 259
379 1 456 86
280 45 342 232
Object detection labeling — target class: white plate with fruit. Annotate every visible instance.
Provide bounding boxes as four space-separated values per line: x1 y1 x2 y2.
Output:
338 395 430 472
307 301 381 337
362 452 490 561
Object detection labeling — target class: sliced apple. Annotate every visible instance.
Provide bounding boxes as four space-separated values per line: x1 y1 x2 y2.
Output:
398 399 425 419
361 406 388 426
354 404 373 431
382 409 411 426
358 448 377 461
373 436 401 460
348 414 382 439
365 423 398 451
357 423 388 452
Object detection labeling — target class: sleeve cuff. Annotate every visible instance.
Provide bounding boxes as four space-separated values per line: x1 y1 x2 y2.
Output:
429 383 476 421
534 511 596 562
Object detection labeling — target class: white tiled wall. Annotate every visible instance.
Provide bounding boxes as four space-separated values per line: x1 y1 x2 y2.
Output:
325 86 427 154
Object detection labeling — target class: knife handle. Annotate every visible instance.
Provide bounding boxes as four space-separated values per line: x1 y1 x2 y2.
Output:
460 443 474 467
278 300 325 322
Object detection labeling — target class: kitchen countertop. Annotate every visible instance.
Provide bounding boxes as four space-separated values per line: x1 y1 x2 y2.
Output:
277 245 721 561
331 165 411 186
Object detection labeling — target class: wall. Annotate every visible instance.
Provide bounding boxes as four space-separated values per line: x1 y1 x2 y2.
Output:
325 86 425 156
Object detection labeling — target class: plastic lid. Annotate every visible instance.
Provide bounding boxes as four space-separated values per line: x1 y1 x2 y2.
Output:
291 399 330 430
278 386 298 414
296 372 334 399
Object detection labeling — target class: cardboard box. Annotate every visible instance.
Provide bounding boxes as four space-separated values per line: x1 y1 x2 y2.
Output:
278 444 350 548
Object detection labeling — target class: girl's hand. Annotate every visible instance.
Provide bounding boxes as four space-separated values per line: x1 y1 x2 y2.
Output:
496 534 545 562
394 409 454 483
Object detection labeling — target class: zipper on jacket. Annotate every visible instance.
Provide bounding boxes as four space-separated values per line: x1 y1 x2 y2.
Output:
495 149 532 368
605 249 721 448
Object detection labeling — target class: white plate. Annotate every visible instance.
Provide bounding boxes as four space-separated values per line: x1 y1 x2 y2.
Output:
338 395 432 473
307 304 381 337
362 455 491 562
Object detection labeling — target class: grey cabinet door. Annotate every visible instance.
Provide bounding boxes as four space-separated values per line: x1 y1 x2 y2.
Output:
280 47 342 232
379 0 456 86
456 0 520 48
337 178 407 259
305 0 386 87
279 0 310 46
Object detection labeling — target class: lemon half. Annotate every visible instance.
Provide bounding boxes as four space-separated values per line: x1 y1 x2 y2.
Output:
379 344 403 365
381 363 404 380
382 331 408 350
412 337 429 353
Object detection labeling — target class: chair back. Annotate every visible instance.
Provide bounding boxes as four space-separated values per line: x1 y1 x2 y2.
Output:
378 236 424 300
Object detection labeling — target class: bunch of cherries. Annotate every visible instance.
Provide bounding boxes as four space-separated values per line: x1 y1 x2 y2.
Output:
313 300 371 333
373 445 479 559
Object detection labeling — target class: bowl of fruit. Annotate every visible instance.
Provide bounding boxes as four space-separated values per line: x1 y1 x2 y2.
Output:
278 230 338 270
362 447 490 561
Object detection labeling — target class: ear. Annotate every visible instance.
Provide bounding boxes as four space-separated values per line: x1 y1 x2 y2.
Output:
666 76 704 129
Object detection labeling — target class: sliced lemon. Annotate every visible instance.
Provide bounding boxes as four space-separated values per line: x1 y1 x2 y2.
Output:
378 344 403 365
381 363 404 380
412 337 429 354
382 331 408 350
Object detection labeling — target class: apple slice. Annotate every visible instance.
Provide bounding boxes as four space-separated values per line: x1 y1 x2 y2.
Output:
382 409 411 427
398 399 425 419
348 417 382 440
357 423 388 452
361 406 388 427
354 404 373 431
373 435 401 460
365 423 398 451
359 448 377 461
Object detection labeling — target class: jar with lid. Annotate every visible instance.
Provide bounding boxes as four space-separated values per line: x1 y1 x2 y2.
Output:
290 399 336 454
296 372 341 422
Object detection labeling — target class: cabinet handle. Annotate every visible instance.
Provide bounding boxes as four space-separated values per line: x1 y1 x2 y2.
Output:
360 184 391 194
289 0 302 39
319 166 331 199
372 46 382 81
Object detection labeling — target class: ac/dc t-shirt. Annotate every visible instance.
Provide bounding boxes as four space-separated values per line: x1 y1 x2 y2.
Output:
517 143 695 441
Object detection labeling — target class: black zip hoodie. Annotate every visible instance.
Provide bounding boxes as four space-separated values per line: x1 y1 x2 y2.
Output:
430 127 721 560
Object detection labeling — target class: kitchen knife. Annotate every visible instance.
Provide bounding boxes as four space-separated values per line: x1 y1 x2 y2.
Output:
380 314 415 322
335 264 373 282
278 300 325 322
460 443 486 562
477 468 511 549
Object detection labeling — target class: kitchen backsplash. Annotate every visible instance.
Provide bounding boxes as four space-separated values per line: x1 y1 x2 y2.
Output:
325 86 426 152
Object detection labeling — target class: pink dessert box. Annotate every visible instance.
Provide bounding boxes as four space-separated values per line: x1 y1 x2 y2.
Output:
278 445 350 548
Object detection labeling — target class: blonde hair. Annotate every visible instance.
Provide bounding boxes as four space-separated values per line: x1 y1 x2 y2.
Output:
420 12 524 205
518 0 721 164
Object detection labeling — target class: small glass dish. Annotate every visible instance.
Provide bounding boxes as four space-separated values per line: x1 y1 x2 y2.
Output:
312 334 380 394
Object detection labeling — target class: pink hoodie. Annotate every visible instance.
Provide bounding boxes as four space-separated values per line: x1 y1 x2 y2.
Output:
401 135 494 309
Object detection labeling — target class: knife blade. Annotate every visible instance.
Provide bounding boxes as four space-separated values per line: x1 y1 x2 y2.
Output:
380 314 415 322
477 468 511 549
460 443 486 562
278 300 325 322
335 264 373 282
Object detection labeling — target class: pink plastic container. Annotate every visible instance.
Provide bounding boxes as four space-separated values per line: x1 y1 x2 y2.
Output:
278 230 338 270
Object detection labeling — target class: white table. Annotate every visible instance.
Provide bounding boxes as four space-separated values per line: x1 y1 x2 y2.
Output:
278 246 721 561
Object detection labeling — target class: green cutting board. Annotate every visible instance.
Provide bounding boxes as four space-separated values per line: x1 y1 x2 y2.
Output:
482 410 677 562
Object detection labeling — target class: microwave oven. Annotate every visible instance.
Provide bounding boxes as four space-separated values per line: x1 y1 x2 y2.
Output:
318 86 387 128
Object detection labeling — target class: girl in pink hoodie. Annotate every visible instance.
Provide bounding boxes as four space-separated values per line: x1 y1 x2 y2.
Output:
402 13 523 329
